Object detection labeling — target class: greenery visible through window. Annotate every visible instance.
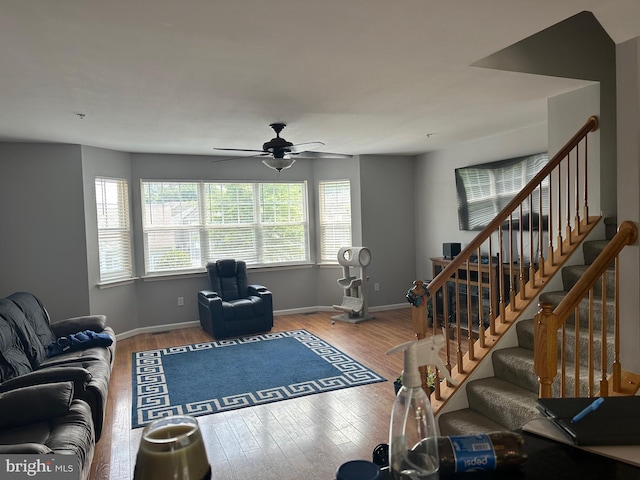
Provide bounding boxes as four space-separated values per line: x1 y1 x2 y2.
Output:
141 180 309 274
319 180 352 263
95 177 133 282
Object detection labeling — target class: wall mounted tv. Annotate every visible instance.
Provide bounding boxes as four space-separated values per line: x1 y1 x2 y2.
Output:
455 152 549 231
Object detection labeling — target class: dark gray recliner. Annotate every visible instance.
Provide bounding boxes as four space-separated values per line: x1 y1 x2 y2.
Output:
198 259 273 339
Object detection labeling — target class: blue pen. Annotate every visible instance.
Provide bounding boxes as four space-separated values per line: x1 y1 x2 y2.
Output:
571 397 604 423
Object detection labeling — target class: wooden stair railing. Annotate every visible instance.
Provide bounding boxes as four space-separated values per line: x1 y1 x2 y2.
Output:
408 115 601 413
534 220 638 399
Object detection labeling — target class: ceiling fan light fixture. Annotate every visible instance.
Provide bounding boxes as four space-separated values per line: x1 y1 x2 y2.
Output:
262 158 296 172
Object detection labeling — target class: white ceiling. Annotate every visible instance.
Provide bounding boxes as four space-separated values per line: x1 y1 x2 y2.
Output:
1 0 639 158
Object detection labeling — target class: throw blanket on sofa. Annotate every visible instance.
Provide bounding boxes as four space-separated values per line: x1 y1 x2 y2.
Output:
46 330 113 357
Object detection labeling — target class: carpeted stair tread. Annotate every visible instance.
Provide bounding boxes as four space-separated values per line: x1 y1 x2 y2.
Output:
515 319 614 371
539 291 615 333
516 319 535 351
466 377 539 431
583 240 610 265
562 265 615 298
439 408 506 436
492 347 538 393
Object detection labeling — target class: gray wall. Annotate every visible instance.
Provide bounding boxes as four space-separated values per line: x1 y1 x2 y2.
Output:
1 143 411 335
414 123 548 281
81 145 140 335
0 143 90 320
360 154 416 306
616 37 640 371
475 11 616 218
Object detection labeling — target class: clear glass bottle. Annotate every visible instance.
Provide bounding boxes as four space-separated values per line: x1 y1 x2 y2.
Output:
388 341 439 480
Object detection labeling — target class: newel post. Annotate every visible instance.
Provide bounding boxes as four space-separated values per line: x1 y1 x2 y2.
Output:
407 280 431 397
534 302 559 398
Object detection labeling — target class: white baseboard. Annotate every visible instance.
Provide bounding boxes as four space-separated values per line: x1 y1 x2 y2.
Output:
115 303 410 341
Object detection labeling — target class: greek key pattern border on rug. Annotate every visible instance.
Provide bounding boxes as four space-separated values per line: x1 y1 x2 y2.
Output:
133 329 385 427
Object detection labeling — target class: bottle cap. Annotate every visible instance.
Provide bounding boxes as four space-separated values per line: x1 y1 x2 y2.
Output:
336 460 381 480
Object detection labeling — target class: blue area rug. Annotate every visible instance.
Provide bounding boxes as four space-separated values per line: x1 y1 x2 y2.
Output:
132 329 386 428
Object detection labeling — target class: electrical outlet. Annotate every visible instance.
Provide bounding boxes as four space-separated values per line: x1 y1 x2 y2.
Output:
374 283 380 291
177 297 184 306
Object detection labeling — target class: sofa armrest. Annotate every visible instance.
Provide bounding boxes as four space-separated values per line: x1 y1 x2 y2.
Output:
0 381 73 429
0 366 91 392
0 444 54 454
50 315 107 337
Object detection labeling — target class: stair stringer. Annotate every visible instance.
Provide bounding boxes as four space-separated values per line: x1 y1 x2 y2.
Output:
433 217 604 423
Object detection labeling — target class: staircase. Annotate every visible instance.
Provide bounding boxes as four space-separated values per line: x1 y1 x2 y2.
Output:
439 234 615 435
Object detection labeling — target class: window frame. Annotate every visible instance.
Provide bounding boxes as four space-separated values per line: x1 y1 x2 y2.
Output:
318 179 352 264
140 180 310 275
95 176 134 283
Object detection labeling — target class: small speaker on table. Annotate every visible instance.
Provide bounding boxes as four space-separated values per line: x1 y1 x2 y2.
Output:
443 242 461 259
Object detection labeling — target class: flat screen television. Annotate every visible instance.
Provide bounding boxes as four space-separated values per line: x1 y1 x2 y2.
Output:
455 152 549 231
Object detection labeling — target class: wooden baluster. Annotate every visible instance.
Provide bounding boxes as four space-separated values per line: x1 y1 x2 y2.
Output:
498 226 506 322
575 144 581 234
519 204 525 301
583 135 590 224
613 256 621 392
561 321 566 397
534 302 559 398
467 258 474 361
538 180 546 278
477 246 485 349
557 165 564 255
574 305 581 397
548 171 555 266
509 215 516 310
442 284 453 387
488 235 496 335
566 154 572 245
528 193 535 289
588 287 595 397
600 272 609 396
455 270 463 373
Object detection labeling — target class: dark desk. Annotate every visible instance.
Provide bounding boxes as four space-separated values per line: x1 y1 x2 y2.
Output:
378 431 640 479
454 431 640 480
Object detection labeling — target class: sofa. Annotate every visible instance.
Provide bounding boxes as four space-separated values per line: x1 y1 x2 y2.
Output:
0 291 116 478
0 382 95 480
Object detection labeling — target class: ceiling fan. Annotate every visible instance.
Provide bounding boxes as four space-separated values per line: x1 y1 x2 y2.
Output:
214 123 352 172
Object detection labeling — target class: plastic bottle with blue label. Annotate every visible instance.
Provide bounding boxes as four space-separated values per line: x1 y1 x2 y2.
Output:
387 339 439 479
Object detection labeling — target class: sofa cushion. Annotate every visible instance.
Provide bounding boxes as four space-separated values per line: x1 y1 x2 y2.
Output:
0 381 73 429
0 316 33 382
8 292 57 348
0 398 95 480
0 298 46 368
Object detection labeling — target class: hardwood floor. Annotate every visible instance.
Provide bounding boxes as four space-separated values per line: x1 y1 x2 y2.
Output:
90 308 417 480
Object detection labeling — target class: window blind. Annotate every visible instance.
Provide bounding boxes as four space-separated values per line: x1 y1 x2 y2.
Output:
319 180 352 263
142 180 309 274
95 177 133 282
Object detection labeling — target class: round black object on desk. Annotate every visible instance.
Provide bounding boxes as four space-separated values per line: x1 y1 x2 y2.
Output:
336 460 381 480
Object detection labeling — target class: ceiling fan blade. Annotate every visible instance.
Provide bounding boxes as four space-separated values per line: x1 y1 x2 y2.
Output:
214 147 267 154
288 141 325 153
211 152 269 163
291 151 353 159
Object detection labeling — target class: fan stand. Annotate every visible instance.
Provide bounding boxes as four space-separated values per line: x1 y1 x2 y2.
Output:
332 247 374 324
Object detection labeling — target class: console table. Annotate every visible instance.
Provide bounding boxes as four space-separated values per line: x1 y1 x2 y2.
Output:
430 257 524 328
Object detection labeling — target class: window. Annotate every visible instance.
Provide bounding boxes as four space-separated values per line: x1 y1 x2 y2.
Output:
318 180 352 263
95 177 133 282
141 181 309 274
